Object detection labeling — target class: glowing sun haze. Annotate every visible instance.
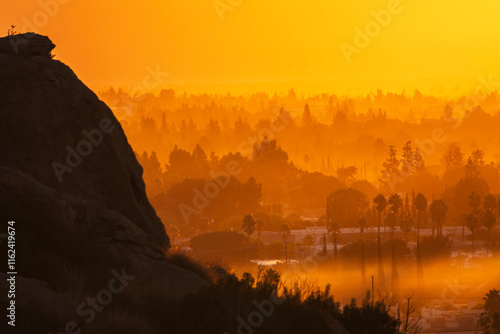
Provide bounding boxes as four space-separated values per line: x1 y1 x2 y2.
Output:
3 0 500 95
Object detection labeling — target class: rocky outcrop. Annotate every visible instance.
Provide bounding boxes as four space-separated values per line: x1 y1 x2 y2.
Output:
0 33 208 330
0 33 55 58
0 272 78 333
0 33 168 250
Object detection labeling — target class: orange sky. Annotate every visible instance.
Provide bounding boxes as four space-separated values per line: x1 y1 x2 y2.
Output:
3 0 500 96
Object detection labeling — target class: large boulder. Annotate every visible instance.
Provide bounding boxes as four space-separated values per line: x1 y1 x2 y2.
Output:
0 33 168 250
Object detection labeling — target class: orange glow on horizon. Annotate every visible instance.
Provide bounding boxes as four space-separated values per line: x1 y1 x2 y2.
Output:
3 0 500 97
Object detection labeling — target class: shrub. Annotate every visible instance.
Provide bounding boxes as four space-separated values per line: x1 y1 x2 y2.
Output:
190 231 260 260
83 310 158 334
420 235 451 260
165 248 212 282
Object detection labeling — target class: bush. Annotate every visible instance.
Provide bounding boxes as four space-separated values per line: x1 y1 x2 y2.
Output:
165 249 212 282
190 231 260 261
83 310 158 334
261 241 285 259
420 235 451 260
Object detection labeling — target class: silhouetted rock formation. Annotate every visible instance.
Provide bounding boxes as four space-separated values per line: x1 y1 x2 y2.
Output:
0 33 207 330
0 33 168 250
0 32 55 58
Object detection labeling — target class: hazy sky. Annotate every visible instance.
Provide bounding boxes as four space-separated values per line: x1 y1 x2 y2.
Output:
3 0 500 95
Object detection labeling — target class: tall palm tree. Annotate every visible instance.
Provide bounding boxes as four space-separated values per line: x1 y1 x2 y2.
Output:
328 221 341 261
465 212 481 254
373 194 387 290
242 214 256 265
281 224 291 265
415 193 428 241
388 194 403 236
281 223 291 242
415 193 427 288
357 217 368 289
388 193 402 293
482 209 496 257
388 194 403 215
466 191 482 244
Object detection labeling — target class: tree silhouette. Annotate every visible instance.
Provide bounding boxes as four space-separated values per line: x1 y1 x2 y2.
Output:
242 214 256 240
465 212 481 253
381 145 400 186
302 103 313 127
302 234 314 248
328 221 341 261
414 193 427 288
484 194 497 212
357 217 368 289
400 212 413 243
482 207 497 257
327 188 369 227
479 289 500 333
281 223 291 243
281 224 291 266
465 191 482 245
373 194 387 290
388 194 403 235
429 199 448 237
388 193 402 293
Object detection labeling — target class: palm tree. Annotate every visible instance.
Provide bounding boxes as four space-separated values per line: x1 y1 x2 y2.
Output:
357 217 368 242
281 224 291 265
415 193 427 288
466 191 482 243
388 194 403 215
242 214 256 265
373 194 387 290
429 199 448 237
302 234 314 248
415 193 428 241
480 289 500 333
388 193 402 293
484 289 500 316
357 217 368 289
482 209 496 257
465 212 481 254
281 224 291 243
328 221 341 261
